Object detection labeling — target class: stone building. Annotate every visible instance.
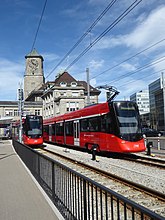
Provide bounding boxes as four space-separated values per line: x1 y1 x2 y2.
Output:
42 72 101 119
0 101 42 119
0 101 42 136
0 49 44 136
0 49 101 135
23 49 101 119
24 49 45 100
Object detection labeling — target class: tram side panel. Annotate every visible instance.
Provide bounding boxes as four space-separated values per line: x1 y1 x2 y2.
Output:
43 101 146 153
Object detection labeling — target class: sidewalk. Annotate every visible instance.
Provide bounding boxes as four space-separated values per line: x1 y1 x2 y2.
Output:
0 140 63 220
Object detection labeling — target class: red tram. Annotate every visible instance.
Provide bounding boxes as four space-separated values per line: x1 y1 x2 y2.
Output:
12 115 43 146
43 101 146 153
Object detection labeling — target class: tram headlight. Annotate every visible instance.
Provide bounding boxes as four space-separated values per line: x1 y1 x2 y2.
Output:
143 134 146 138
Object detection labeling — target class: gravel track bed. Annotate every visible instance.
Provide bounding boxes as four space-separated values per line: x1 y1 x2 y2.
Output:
45 143 165 195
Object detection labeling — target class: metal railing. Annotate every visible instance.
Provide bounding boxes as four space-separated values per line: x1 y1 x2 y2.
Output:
13 139 163 220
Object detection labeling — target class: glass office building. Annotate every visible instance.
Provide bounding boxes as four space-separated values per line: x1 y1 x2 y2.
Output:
149 78 164 130
130 90 150 115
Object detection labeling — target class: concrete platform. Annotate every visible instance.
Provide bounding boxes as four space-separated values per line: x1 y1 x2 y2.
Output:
0 140 63 220
139 147 165 159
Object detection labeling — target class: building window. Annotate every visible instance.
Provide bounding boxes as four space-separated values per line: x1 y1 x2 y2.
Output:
60 92 66 96
71 82 77 87
60 82 67 87
5 110 13 116
66 102 79 112
72 92 79 97
14 110 19 116
35 109 40 115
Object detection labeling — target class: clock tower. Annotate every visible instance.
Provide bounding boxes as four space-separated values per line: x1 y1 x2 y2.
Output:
24 49 44 100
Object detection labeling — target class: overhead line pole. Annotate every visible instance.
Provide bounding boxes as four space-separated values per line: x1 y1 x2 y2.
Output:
161 72 165 132
86 68 90 106
18 83 24 143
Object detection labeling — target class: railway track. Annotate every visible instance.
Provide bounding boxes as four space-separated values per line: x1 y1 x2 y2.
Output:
117 153 165 169
35 145 165 218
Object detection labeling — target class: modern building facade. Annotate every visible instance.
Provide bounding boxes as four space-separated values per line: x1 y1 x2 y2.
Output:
148 78 164 130
130 74 165 131
130 90 150 115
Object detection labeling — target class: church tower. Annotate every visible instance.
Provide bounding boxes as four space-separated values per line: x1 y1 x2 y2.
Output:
24 49 44 100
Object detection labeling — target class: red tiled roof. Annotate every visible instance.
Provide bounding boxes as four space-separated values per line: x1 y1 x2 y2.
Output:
55 72 77 84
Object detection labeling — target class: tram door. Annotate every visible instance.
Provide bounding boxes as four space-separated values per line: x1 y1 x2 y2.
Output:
74 120 80 146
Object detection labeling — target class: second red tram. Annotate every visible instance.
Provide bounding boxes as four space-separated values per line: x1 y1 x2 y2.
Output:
12 115 43 146
43 101 146 153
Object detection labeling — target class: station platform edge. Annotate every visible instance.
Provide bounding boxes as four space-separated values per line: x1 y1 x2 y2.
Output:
0 140 63 220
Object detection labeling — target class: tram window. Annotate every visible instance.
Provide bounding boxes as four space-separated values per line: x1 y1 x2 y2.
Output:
43 125 49 134
101 113 112 133
80 119 88 131
88 117 100 132
65 121 73 136
49 124 55 136
49 125 52 136
52 124 55 135
56 123 64 136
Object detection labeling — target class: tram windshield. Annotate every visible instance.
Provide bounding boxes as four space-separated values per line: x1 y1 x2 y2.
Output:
113 102 142 141
26 115 43 136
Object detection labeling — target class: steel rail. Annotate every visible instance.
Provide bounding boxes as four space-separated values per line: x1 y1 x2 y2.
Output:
36 146 165 202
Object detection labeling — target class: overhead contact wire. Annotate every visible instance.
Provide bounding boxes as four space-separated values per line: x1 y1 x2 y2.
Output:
45 0 117 79
91 38 165 80
65 0 142 71
31 0 48 51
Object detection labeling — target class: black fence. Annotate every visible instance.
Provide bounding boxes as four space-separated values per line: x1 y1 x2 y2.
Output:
13 139 163 220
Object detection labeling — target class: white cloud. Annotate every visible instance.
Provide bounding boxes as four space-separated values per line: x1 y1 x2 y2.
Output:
125 6 165 49
116 79 147 100
88 0 110 6
93 35 123 50
42 52 59 62
119 62 137 72
150 54 165 72
0 58 23 100
92 5 165 52
98 90 107 102
89 59 104 70
90 78 97 87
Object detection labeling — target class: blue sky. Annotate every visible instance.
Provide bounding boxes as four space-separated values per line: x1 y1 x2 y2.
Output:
0 0 165 101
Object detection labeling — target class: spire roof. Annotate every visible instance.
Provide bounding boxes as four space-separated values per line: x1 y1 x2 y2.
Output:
25 48 44 60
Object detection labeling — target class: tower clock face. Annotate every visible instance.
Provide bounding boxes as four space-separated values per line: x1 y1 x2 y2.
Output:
28 58 39 71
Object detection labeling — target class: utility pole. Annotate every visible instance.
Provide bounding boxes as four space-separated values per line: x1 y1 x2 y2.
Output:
86 68 90 106
18 83 24 143
161 72 165 131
